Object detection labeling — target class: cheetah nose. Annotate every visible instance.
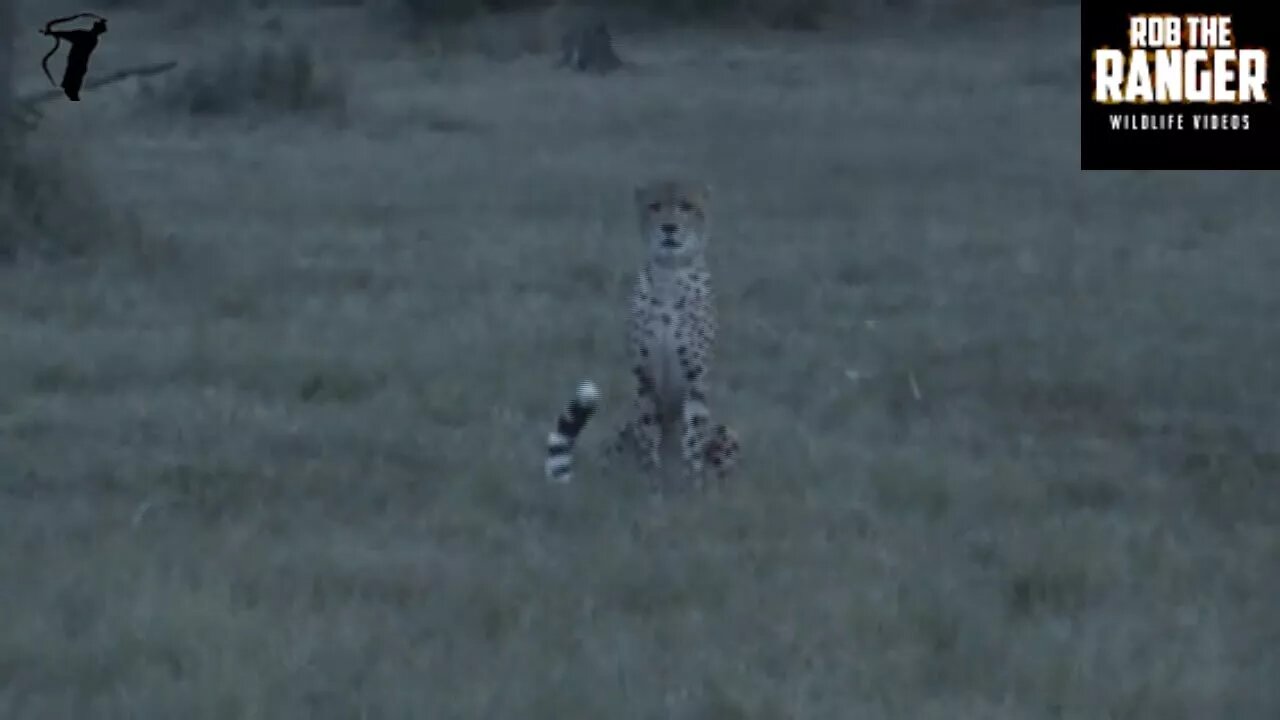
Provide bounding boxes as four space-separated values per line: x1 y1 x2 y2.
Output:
660 223 677 235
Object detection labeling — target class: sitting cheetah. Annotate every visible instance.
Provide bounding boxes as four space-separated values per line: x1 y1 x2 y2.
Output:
544 179 739 488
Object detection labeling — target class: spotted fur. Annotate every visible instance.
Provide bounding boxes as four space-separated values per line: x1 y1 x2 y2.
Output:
543 179 739 487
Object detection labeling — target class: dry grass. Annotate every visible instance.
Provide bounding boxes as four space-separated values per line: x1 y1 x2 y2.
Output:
0 133 156 264
1 4 1278 718
146 37 347 118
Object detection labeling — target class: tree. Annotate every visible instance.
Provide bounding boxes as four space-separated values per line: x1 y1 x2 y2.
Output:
555 20 623 74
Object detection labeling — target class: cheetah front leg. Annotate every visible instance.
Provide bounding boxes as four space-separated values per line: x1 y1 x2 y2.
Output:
679 385 714 489
606 365 663 476
679 375 739 488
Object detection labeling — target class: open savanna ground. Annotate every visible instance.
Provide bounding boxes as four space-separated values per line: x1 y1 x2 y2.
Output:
1 3 1277 717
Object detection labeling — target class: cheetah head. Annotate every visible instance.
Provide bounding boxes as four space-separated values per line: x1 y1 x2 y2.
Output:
634 179 710 262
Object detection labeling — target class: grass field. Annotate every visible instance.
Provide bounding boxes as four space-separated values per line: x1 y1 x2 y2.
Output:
2 3 1278 718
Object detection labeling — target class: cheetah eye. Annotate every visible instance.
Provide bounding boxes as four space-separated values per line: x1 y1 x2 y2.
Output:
647 202 662 212
677 200 694 212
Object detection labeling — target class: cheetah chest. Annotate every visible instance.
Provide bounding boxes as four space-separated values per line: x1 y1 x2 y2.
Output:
631 270 713 414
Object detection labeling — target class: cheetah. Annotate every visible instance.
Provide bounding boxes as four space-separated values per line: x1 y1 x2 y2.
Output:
544 179 739 488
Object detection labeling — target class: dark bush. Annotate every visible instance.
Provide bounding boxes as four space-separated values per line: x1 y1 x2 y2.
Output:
148 37 347 118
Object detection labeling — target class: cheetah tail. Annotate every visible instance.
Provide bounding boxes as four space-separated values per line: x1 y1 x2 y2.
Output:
544 380 600 483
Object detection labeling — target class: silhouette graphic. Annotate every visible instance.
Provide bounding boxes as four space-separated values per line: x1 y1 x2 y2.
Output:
40 13 108 102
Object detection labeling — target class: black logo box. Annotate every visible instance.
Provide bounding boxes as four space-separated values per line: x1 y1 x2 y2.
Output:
1080 1 1280 170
